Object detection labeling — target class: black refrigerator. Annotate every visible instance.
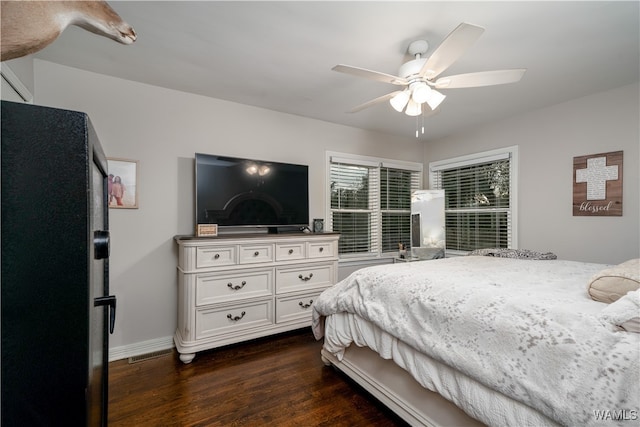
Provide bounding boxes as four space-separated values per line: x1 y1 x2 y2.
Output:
1 101 116 426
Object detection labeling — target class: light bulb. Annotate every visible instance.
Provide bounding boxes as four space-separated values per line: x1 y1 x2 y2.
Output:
389 90 410 112
411 83 431 104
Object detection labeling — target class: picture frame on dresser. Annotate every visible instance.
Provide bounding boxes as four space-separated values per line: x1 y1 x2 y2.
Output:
196 224 218 237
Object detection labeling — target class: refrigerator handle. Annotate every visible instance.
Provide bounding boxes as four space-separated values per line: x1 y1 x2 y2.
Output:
94 295 117 334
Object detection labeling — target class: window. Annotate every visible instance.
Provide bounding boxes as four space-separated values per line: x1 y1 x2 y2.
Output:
429 146 518 255
327 152 422 258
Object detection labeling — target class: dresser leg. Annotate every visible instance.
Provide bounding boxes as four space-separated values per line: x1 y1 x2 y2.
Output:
179 352 196 364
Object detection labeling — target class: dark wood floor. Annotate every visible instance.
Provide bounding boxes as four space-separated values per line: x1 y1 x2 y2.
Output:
108 328 408 426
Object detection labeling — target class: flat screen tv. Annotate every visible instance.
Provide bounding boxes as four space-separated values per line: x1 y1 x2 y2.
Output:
195 153 309 232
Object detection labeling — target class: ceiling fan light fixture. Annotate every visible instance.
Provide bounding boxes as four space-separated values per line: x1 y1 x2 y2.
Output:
332 22 525 138
390 90 410 112
411 82 432 104
425 89 446 110
405 99 422 116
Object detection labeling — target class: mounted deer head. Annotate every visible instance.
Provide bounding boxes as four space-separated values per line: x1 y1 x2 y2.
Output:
1 0 136 61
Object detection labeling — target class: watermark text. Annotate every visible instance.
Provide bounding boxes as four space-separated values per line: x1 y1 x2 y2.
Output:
593 409 638 421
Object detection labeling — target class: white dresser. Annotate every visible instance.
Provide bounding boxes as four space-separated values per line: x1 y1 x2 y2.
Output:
174 233 340 363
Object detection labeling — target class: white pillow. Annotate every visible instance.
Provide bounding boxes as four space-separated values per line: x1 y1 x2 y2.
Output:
587 258 640 303
598 290 640 333
620 317 640 333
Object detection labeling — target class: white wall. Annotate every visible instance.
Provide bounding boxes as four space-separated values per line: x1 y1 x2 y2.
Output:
23 60 640 358
424 83 639 264
33 60 423 359
1 57 35 102
2 56 35 95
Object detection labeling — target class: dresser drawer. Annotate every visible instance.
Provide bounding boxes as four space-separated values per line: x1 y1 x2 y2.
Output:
276 291 322 324
195 299 273 339
175 233 340 363
195 269 273 306
275 242 305 261
239 244 273 264
276 262 335 294
308 240 336 259
196 246 237 269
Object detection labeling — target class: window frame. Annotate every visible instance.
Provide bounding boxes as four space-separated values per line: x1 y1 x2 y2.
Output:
326 151 423 261
429 146 519 256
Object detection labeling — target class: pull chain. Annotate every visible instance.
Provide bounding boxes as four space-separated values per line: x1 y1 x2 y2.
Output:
415 111 426 138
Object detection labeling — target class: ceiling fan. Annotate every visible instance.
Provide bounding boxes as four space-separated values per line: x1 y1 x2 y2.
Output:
333 23 526 119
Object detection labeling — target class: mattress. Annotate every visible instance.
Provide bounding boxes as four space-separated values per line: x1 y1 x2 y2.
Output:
313 256 640 427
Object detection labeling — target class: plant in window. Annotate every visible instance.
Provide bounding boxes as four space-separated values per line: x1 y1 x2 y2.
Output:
486 161 510 198
472 193 490 206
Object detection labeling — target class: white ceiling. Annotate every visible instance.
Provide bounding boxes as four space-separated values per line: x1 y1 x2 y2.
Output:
33 1 639 141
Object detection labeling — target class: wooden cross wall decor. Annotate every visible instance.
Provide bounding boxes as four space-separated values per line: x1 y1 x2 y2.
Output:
573 151 623 216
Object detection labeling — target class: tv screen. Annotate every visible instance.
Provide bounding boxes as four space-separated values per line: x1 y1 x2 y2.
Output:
195 153 309 230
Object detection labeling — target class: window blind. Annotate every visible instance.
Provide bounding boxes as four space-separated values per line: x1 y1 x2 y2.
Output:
328 153 422 258
380 167 421 252
430 148 516 254
329 162 379 255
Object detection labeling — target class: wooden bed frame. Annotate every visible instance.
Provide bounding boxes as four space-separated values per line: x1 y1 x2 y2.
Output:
321 346 485 427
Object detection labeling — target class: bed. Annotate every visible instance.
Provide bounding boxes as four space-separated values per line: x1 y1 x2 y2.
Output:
312 255 640 427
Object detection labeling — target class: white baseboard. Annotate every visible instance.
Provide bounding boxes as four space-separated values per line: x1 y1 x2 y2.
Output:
109 335 175 362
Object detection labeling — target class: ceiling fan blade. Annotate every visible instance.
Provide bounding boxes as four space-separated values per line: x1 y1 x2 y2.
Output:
434 69 526 89
419 23 485 80
333 64 408 86
348 91 402 113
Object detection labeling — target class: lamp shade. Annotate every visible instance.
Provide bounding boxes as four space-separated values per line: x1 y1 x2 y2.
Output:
425 89 446 110
405 99 422 116
390 90 410 112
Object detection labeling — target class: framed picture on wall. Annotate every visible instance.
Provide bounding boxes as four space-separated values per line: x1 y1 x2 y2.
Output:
107 158 139 209
573 151 622 216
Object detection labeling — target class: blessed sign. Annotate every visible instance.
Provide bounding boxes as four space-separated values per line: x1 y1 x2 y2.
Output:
573 151 623 216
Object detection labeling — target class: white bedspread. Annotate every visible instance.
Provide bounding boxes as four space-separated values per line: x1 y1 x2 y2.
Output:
312 257 640 427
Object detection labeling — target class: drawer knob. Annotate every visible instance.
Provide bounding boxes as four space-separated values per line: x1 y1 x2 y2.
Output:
254 251 260 256
288 249 294 255
226 311 246 322
298 273 313 282
298 300 313 309
227 281 247 291
214 254 220 259
319 247 324 252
